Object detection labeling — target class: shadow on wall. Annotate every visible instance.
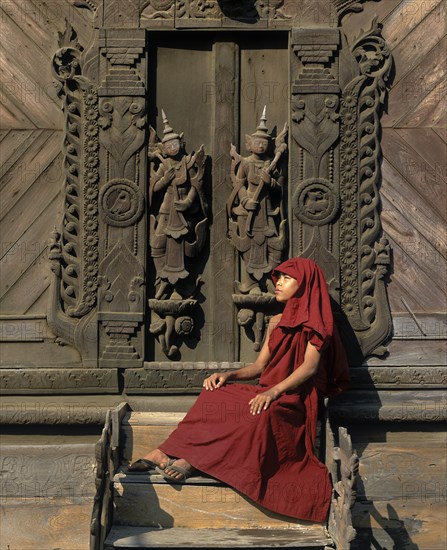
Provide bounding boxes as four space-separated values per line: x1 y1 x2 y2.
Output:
217 0 260 22
335 369 420 550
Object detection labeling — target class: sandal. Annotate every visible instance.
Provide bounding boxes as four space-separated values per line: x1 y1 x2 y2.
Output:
160 458 195 483
126 457 167 474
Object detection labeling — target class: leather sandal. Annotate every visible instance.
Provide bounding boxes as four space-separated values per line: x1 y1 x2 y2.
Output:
127 457 167 474
160 458 195 483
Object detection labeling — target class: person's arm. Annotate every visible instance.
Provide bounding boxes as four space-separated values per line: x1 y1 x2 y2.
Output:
248 340 321 415
202 315 280 391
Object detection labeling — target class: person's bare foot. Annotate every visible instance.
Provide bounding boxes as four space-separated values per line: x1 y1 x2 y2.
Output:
163 458 196 481
128 448 169 471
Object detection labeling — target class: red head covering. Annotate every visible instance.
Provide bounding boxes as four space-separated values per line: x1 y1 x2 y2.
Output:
271 257 333 352
268 257 350 398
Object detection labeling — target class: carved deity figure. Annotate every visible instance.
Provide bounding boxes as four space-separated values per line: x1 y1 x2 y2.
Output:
149 110 208 300
227 107 287 293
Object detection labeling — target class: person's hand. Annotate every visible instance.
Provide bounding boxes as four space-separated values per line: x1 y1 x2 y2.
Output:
260 169 271 184
203 372 230 391
174 199 191 212
248 389 279 415
164 167 175 181
244 199 258 211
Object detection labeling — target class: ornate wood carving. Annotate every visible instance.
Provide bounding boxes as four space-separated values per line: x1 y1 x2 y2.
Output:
47 24 101 366
90 403 128 550
148 112 209 358
48 20 148 368
227 108 288 350
290 19 393 363
47 0 393 370
339 18 393 358
326 426 359 550
124 361 245 392
0 368 118 394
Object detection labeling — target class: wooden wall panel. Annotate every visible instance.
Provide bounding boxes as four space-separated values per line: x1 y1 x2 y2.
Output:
0 0 445 333
345 0 447 315
0 0 92 327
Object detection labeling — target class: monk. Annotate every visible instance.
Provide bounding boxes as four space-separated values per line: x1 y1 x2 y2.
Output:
128 257 350 522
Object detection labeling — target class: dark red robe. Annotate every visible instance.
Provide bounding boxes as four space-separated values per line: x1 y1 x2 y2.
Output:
159 258 350 523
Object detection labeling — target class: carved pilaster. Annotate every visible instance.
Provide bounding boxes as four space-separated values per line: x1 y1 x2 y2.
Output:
96 28 147 367
290 27 341 296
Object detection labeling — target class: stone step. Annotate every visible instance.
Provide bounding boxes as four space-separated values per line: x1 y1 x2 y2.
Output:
105 526 333 548
114 471 319 530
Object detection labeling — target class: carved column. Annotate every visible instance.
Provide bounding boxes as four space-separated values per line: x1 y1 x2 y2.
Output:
208 41 239 360
290 27 341 291
96 27 147 368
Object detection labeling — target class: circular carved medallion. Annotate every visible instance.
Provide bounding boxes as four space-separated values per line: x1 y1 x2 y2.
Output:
99 179 144 227
293 178 339 225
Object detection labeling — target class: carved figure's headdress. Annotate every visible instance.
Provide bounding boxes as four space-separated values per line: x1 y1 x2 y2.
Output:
251 106 271 140
161 109 180 143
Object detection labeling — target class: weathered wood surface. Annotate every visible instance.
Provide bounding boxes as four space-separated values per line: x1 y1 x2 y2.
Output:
0 0 445 362
346 424 447 549
0 442 96 550
105 525 332 549
122 412 183 464
329 389 447 422
113 473 324 530
327 0 447 319
352 500 446 550
1 499 92 550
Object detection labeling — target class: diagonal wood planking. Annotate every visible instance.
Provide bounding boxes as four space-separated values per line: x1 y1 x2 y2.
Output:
344 0 447 314
380 0 447 313
0 0 445 318
0 0 93 315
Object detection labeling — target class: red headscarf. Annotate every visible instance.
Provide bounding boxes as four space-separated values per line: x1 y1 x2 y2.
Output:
271 257 350 398
272 257 333 352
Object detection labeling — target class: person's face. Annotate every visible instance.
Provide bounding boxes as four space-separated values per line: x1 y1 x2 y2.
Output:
274 272 299 302
164 138 181 157
251 138 268 155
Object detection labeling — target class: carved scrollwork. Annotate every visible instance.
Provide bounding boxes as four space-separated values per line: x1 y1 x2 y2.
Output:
48 23 100 353
327 426 359 549
98 97 146 176
141 0 175 19
331 0 374 22
339 17 393 354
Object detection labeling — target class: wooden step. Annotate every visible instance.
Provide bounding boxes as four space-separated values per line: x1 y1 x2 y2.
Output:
121 412 185 464
121 412 322 465
114 471 322 530
105 526 333 548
